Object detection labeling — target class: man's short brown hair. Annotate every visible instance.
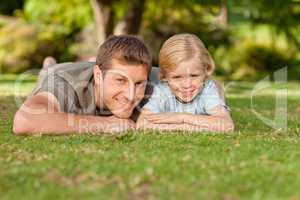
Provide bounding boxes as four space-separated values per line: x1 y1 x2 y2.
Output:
96 35 152 72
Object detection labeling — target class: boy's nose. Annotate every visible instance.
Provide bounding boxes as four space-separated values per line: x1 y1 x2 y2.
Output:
181 77 192 89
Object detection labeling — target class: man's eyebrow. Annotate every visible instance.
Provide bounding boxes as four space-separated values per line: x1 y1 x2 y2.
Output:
111 73 127 78
135 79 147 83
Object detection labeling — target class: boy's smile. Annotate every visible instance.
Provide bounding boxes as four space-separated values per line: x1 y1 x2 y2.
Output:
165 60 206 103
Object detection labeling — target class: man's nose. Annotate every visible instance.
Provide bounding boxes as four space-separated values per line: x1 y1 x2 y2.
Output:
123 82 136 102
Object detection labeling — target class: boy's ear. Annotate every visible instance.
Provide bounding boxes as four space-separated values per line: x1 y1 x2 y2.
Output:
93 65 103 86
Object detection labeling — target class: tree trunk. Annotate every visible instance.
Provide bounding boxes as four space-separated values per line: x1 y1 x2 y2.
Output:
219 0 229 28
90 0 115 45
114 0 146 35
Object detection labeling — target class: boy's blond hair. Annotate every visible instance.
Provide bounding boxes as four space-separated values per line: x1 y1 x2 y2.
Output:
159 33 215 79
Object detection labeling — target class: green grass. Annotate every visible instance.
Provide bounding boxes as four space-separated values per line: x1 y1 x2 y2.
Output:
0 75 300 199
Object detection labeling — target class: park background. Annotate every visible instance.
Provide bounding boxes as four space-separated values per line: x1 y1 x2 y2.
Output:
0 1 300 199
0 0 299 80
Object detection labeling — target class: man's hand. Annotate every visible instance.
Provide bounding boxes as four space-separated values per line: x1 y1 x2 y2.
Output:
105 116 136 133
144 113 185 124
77 115 136 134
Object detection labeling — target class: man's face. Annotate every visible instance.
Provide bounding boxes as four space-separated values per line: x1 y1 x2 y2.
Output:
165 60 206 103
94 59 149 118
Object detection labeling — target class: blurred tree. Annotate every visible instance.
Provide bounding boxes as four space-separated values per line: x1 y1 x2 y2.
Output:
0 22 40 73
140 0 230 64
235 0 300 49
218 0 229 27
2 0 298 79
90 0 146 43
22 0 93 61
24 0 92 36
90 0 115 44
114 0 146 35
0 0 24 15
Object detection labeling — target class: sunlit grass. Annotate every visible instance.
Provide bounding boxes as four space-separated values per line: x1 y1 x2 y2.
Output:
0 74 300 199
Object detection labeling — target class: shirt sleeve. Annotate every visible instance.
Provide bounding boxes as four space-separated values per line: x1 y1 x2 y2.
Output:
31 73 77 113
202 80 230 115
142 84 166 113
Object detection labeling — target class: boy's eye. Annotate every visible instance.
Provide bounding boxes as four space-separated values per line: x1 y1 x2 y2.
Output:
172 76 181 79
191 74 200 77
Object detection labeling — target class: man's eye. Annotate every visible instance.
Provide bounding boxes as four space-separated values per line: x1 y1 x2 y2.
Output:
116 78 125 83
172 76 181 79
135 81 146 86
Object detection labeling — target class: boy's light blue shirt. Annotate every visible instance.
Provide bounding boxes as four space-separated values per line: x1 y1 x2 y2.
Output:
143 79 229 115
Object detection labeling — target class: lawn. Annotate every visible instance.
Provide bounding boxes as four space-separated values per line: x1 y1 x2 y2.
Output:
0 75 299 200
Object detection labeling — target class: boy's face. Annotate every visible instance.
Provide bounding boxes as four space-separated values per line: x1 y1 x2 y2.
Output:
165 60 206 103
94 59 149 118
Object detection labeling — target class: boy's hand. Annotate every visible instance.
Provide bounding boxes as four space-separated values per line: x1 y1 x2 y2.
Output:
144 113 185 124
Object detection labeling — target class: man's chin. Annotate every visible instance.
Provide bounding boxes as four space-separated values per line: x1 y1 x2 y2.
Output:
111 108 133 119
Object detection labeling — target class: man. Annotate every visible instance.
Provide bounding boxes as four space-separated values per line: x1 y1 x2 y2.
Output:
13 35 153 135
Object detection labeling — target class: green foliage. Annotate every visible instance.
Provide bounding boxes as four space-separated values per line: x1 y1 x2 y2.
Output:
1 0 300 80
0 0 93 73
212 0 300 80
231 0 300 49
23 0 92 36
142 0 230 64
0 22 38 73
241 45 293 72
0 21 76 73
214 40 298 80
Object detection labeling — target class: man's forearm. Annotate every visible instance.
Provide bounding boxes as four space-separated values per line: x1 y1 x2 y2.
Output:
13 111 117 135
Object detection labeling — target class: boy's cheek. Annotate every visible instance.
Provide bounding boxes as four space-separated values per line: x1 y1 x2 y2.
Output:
167 84 179 92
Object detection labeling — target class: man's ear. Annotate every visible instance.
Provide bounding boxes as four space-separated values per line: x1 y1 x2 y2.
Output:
159 72 166 81
93 65 103 86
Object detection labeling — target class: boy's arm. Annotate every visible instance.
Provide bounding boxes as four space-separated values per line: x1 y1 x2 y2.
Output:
136 106 234 133
181 105 234 132
137 112 219 132
136 110 194 132
13 92 134 135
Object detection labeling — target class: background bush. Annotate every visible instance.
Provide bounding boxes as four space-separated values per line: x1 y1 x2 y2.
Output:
0 0 299 80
